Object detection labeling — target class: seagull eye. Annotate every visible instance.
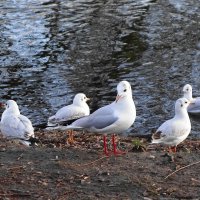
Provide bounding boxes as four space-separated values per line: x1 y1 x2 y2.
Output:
124 89 127 92
186 89 189 91
185 101 188 104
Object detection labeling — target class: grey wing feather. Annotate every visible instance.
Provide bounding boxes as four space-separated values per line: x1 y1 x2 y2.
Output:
73 115 118 129
72 103 117 129
91 115 118 129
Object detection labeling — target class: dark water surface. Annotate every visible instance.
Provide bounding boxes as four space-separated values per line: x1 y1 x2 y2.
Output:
0 0 200 136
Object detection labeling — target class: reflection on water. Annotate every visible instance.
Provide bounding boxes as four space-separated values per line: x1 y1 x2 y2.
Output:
0 0 200 136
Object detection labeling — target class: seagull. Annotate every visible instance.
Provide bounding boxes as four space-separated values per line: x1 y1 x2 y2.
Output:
152 98 191 153
0 100 35 146
48 93 90 125
47 93 90 143
59 80 136 156
183 84 200 114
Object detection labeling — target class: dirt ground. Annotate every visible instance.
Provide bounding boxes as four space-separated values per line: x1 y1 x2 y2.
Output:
0 130 200 200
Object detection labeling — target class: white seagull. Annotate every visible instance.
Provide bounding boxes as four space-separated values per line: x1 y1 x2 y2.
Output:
152 98 191 153
47 93 90 143
48 93 90 126
60 80 136 156
183 84 200 114
0 100 35 146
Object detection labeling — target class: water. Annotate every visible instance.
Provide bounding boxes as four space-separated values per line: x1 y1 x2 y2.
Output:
0 0 200 136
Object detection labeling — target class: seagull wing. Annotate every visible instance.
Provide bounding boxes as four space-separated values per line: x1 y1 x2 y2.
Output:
1 114 34 139
48 104 88 124
71 103 118 129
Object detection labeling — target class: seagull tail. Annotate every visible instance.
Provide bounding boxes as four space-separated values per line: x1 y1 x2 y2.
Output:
151 131 162 144
19 137 39 147
45 125 62 131
48 115 57 125
151 138 162 144
6 136 38 147
47 121 58 127
45 125 83 131
19 140 31 146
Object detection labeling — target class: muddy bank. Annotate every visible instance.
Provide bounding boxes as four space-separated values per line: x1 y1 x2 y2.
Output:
0 130 200 199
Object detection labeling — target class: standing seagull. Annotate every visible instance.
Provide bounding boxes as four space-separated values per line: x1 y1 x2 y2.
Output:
183 84 200 114
47 93 90 143
152 98 191 153
0 100 35 146
60 81 136 156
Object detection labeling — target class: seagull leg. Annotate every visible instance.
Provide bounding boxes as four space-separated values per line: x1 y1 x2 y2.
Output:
67 130 75 144
70 130 75 143
67 130 71 144
103 135 109 156
112 134 126 156
167 146 177 153
171 146 177 153
167 146 173 153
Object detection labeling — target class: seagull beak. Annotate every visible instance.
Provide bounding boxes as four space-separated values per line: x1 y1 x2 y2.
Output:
115 95 122 103
86 97 90 102
0 103 6 108
189 100 195 105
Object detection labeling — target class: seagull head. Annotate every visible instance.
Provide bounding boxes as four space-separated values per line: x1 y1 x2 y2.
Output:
3 100 20 115
115 81 132 102
175 97 190 112
183 84 193 100
73 93 90 106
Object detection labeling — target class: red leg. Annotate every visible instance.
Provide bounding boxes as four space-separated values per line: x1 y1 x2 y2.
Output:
167 146 177 153
103 135 109 156
167 146 172 153
112 134 126 156
112 134 117 154
67 130 75 144
171 146 177 153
